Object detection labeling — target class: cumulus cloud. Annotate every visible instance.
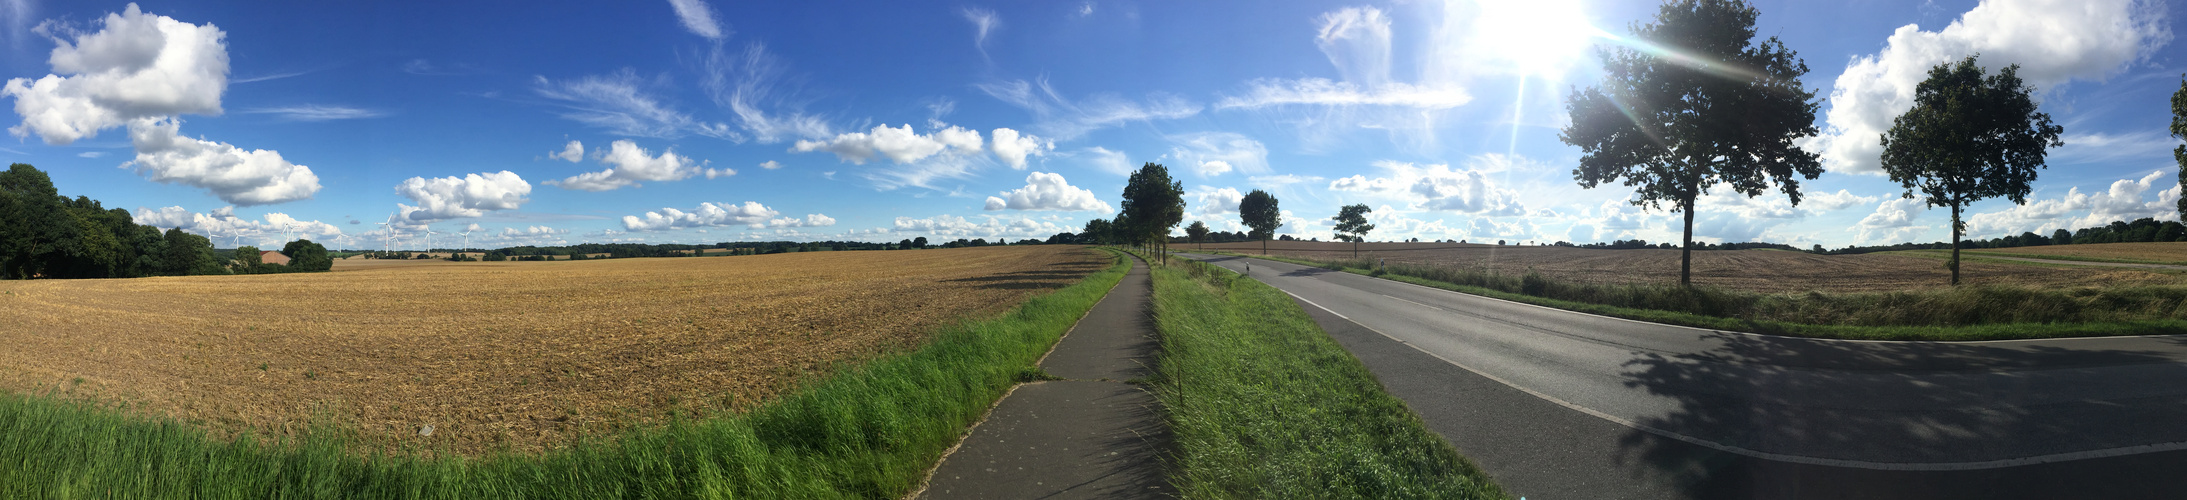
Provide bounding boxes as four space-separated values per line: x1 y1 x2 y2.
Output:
4 3 227 145
132 205 342 245
1966 170 2181 237
983 171 1113 212
547 139 721 191
125 118 319 205
394 170 532 221
1166 132 1268 177
976 77 1200 139
758 160 781 169
989 127 1051 169
548 140 583 162
622 201 780 231
533 69 736 140
791 123 982 164
1856 196 1931 244
666 0 725 39
768 213 836 228
1191 186 1245 216
1806 0 2170 174
1329 158 1524 215
892 214 1070 239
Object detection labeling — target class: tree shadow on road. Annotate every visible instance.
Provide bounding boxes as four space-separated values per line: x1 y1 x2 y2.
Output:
1613 332 2187 499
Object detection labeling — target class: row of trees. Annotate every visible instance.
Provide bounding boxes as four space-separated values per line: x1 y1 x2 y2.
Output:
1 164 239 279
1562 0 2072 286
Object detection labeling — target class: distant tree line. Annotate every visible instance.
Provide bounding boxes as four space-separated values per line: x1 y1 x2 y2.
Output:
0 163 314 279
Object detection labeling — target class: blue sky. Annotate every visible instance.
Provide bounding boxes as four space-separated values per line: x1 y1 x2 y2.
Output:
1 0 2181 250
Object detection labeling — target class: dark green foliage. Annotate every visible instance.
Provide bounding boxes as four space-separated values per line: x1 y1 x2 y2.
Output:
232 245 262 273
1185 220 1209 249
282 239 333 271
1 164 234 279
1880 56 2065 285
2173 74 2187 222
1561 0 1822 287
1119 162 1186 260
1332 204 1374 258
161 228 225 276
1080 218 1115 245
1238 189 1280 255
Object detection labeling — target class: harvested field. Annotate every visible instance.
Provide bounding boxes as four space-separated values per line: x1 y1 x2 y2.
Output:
1969 242 2187 265
1193 241 2186 293
0 246 1105 455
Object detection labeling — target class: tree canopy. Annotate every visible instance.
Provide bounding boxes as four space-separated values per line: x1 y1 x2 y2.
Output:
1880 55 2063 285
1238 189 1281 255
1559 0 1821 286
1120 162 1185 261
1332 204 1374 258
1 163 233 279
2171 74 2187 221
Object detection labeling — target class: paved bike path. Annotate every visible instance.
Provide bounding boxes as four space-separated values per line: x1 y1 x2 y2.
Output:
916 254 1171 499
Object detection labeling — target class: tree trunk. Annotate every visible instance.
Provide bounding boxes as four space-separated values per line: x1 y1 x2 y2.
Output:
1353 237 1359 259
1262 237 1268 255
1950 203 1962 286
1680 197 1695 287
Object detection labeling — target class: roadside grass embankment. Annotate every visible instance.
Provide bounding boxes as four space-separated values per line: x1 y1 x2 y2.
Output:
1144 252 1507 499
0 249 1130 499
1205 251 2187 341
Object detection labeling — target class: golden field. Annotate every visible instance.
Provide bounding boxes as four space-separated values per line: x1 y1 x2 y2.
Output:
0 246 1106 454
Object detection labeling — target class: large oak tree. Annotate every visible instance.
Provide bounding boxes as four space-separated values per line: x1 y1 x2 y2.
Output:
1560 0 1822 287
1880 56 2063 286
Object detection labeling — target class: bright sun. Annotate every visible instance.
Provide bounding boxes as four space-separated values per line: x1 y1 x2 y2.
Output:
1473 0 1600 78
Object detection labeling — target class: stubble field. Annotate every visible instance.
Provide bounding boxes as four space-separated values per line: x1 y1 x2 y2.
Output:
1192 241 2185 293
1968 241 2187 265
0 246 1104 455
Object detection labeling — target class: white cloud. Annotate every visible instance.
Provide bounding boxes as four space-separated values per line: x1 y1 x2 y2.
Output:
4 4 227 145
1966 170 2181 237
758 160 781 169
1329 158 1524 215
1217 78 1471 110
696 43 833 144
239 105 385 121
548 140 583 162
666 0 726 40
1247 174 1325 187
533 69 736 140
622 201 781 231
1466 217 1537 241
395 170 532 221
1804 189 1881 212
1191 186 1245 216
77 151 103 158
1075 146 1132 176
791 123 982 164
892 214 1070 239
962 7 999 50
989 127 1051 169
1166 132 1268 177
132 205 343 246
125 118 319 206
983 171 1113 212
1806 0 2170 174
976 77 1200 139
546 139 716 191
1856 196 1930 244
769 213 836 228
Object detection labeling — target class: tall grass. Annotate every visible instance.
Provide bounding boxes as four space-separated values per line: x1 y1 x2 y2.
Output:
1234 253 2187 341
1147 254 1507 499
0 249 1131 499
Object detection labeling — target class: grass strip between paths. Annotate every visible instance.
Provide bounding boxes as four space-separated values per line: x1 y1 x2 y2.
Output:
0 248 1131 499
1144 252 1508 499
1208 251 2187 341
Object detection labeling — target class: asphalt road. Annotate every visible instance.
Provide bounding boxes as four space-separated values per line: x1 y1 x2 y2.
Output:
1179 253 2187 499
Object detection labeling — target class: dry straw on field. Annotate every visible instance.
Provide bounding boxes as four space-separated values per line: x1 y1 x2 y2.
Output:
0 246 1105 455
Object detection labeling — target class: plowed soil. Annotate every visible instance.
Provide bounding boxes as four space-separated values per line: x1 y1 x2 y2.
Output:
0 246 1105 455
1193 241 2185 293
1974 242 2187 265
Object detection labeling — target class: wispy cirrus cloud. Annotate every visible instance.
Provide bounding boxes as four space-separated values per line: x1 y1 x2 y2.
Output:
976 77 1200 140
241 105 387 121
532 69 738 140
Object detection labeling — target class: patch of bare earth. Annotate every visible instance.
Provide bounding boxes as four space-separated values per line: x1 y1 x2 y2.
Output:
1194 241 2185 293
1975 242 2187 264
0 246 1105 455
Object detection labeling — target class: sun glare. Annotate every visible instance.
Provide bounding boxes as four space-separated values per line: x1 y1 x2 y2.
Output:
1474 0 1600 77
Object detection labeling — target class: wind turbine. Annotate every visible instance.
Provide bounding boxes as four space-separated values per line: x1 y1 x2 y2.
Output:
281 222 296 243
423 226 437 255
459 229 472 254
378 214 395 254
233 229 247 249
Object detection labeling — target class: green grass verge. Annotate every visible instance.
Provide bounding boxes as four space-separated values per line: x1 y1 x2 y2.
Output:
1144 252 1507 499
1194 251 2187 341
0 248 1132 499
